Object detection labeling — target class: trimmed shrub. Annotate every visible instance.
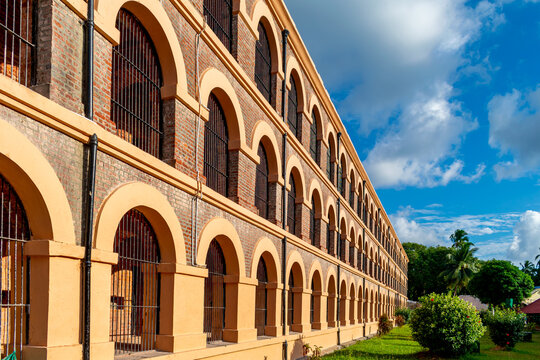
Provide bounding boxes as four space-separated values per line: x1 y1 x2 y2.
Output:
378 314 393 336
485 308 525 349
395 315 406 327
395 307 412 323
410 293 485 356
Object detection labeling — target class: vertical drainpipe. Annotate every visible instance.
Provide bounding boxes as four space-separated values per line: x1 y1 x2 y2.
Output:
336 132 341 346
362 228 366 337
83 1 95 359
280 29 289 360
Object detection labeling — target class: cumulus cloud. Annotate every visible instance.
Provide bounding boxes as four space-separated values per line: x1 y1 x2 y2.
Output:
507 210 540 263
286 0 500 188
487 87 540 179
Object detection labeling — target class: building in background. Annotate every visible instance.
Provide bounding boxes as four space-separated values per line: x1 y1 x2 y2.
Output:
0 0 408 359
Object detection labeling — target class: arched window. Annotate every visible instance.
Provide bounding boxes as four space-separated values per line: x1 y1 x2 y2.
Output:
349 180 355 209
204 239 226 342
255 22 272 104
287 77 299 138
309 114 320 165
287 271 294 327
309 196 316 245
327 276 336 327
0 174 30 359
255 258 268 337
255 144 269 219
112 9 163 158
203 0 232 51
204 93 229 197
287 175 297 235
310 279 315 324
110 209 160 355
0 0 34 86
326 221 331 254
337 165 343 195
349 243 355 266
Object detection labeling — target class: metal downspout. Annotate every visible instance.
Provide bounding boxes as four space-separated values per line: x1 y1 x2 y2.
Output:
83 0 95 358
280 29 289 360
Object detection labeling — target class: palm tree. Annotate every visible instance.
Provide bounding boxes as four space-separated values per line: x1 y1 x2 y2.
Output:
535 247 540 268
450 229 474 248
521 260 536 278
440 243 479 296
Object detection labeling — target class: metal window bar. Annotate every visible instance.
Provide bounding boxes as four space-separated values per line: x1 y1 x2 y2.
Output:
110 209 160 355
203 0 232 52
309 115 319 165
0 0 35 86
309 198 315 245
204 239 226 342
112 9 163 159
0 174 30 360
255 258 267 337
287 76 299 138
204 93 229 197
340 237 346 262
287 272 294 328
255 144 269 219
336 166 342 194
255 22 271 104
310 280 314 324
349 245 354 266
325 223 330 254
326 148 332 181
349 186 355 209
286 176 296 235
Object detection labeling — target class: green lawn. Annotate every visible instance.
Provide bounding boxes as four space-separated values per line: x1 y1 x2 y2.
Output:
324 325 540 359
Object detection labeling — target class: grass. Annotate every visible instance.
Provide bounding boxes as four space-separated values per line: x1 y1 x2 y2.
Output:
323 325 540 359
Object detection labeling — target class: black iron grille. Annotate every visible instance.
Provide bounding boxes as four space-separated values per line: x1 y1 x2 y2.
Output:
204 93 229 197
0 0 34 86
287 77 299 138
309 114 319 165
203 0 232 52
287 272 294 327
204 239 226 342
255 144 269 219
255 258 267 336
255 22 271 104
110 209 161 355
112 9 163 158
286 175 296 235
0 174 30 360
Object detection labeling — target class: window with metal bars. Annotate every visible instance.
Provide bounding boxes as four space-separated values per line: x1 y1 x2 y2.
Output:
357 194 362 219
204 93 229 197
204 239 226 342
339 237 346 262
255 144 269 219
326 147 332 181
287 76 299 138
110 209 161 355
203 0 232 52
287 271 294 328
309 197 315 245
255 258 267 337
349 244 355 266
112 9 163 159
310 279 314 324
326 222 331 253
255 22 272 104
309 114 320 166
286 175 297 235
0 174 30 360
0 0 35 87
337 166 343 194
349 184 355 209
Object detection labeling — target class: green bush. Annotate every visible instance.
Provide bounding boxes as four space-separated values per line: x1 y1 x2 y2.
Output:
378 313 393 336
395 307 412 323
485 308 525 349
395 315 406 327
410 293 485 356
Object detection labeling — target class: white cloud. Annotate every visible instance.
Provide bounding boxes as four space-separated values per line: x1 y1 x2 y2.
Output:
507 210 540 263
286 0 500 188
487 87 540 179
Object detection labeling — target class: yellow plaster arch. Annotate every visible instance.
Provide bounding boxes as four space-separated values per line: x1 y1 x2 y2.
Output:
308 95 325 140
250 0 282 75
251 120 283 184
94 182 186 264
0 119 76 244
285 250 306 289
325 197 337 225
307 178 323 215
307 261 323 291
251 237 281 283
199 68 256 161
285 155 307 203
325 267 337 293
197 217 246 277
285 57 307 113
326 123 337 149
96 0 190 101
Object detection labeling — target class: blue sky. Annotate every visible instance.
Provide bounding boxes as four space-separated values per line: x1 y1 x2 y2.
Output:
285 0 540 264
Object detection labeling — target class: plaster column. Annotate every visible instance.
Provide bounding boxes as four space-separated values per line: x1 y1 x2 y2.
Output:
223 275 258 343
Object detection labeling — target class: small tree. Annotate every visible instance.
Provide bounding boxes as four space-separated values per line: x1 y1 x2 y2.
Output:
378 314 392 336
410 293 485 356
469 260 534 306
485 308 526 349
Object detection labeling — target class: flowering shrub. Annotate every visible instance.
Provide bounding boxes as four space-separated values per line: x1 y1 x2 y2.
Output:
410 293 485 356
395 315 406 327
394 307 412 323
378 314 393 336
485 308 525 349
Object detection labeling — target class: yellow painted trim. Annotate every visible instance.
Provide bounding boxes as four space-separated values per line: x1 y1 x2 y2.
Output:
249 0 283 75
250 120 283 183
250 237 281 284
285 250 306 289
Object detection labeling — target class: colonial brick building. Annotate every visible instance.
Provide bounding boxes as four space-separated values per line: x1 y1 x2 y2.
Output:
0 0 408 359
